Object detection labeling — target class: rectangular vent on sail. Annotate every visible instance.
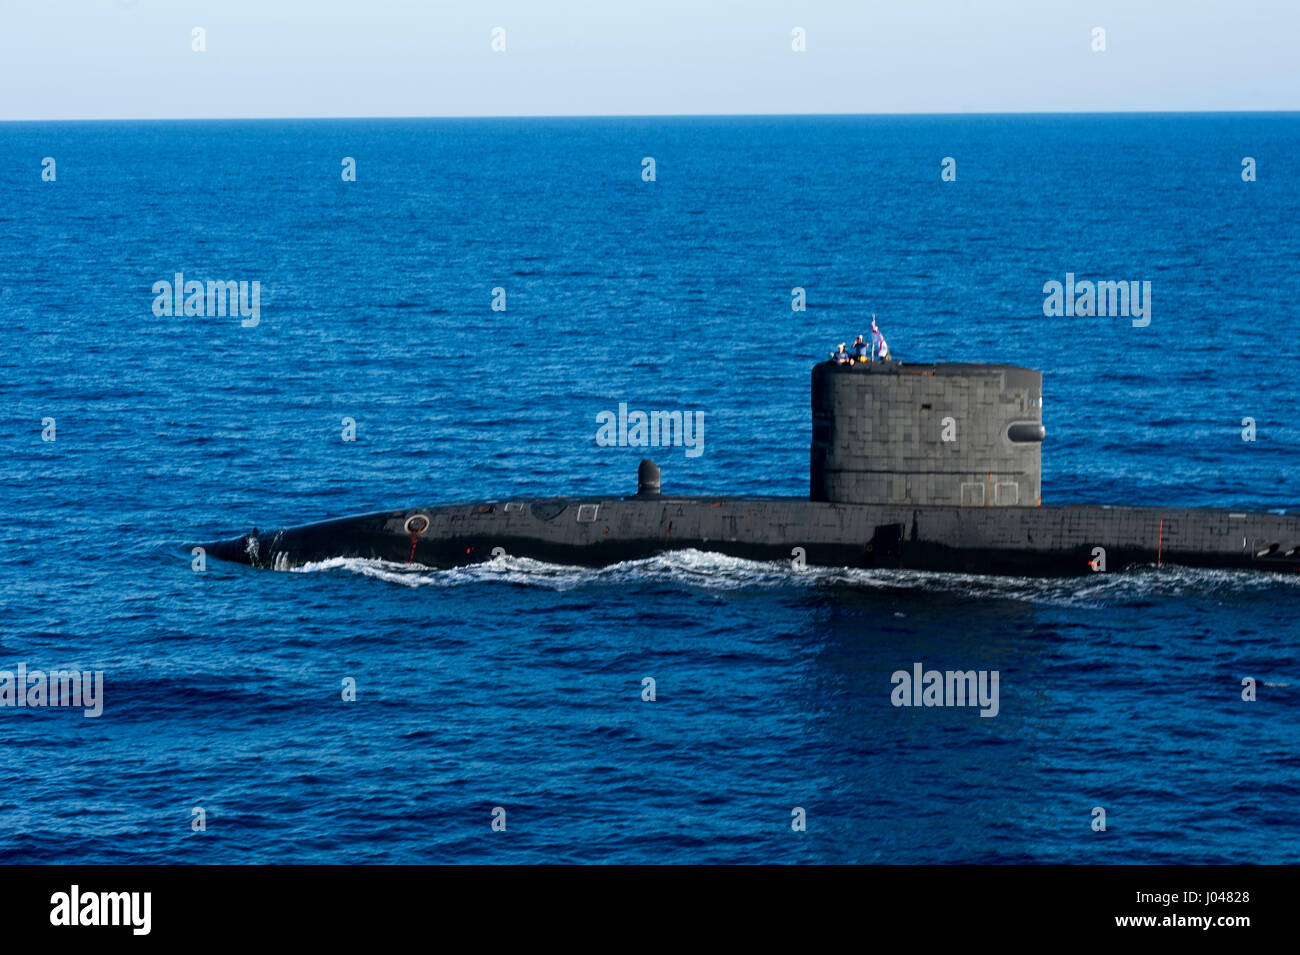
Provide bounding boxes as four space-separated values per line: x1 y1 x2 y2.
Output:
576 504 600 522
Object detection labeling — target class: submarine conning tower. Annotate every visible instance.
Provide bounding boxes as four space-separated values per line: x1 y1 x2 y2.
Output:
811 361 1045 507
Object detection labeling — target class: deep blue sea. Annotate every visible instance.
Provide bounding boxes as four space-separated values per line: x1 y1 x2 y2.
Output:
1 115 1298 863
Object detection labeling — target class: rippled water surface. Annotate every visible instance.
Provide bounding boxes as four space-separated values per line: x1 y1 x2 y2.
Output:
1 115 1298 862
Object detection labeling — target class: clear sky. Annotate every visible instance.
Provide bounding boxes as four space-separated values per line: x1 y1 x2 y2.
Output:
2 0 1296 120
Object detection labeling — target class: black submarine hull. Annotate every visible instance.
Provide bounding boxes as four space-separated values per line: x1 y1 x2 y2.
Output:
203 496 1300 577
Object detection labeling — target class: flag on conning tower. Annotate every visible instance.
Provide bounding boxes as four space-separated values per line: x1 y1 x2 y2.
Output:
871 315 889 360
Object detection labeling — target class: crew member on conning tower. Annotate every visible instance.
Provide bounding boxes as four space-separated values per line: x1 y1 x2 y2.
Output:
828 317 895 365
871 315 891 361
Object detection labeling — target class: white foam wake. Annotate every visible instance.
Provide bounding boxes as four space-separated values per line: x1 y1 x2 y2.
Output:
289 549 1300 605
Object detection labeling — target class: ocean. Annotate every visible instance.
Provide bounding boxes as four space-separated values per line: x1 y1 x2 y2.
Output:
1 114 1297 863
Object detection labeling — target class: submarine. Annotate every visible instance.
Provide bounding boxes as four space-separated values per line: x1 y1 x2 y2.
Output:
203 360 1300 577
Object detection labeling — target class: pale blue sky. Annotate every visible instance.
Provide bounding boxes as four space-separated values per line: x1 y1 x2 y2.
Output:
2 0 1296 120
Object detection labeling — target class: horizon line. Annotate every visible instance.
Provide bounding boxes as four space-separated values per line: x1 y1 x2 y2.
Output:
4 108 1299 124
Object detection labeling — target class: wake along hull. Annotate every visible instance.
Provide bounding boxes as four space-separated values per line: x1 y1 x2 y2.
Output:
202 496 1300 577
